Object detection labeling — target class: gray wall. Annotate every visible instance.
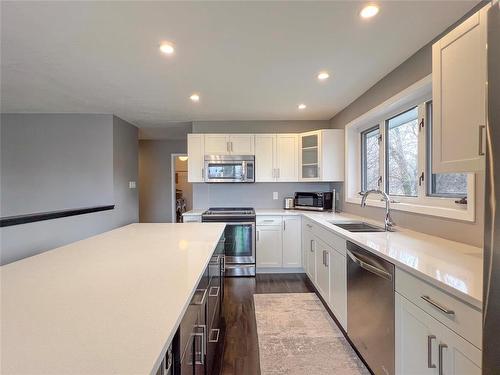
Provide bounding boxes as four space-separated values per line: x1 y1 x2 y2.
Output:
139 139 187 223
329 25 484 247
0 114 138 265
193 120 330 134
193 182 338 209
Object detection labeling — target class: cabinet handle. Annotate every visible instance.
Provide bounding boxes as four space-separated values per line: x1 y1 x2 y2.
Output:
325 251 329 267
421 295 455 315
257 230 260 241
479 125 486 156
230 141 233 152
283 220 286 231
310 239 314 252
202 168 205 181
208 328 220 343
438 343 447 375
306 224 313 229
427 335 436 368
277 168 280 178
209 286 220 297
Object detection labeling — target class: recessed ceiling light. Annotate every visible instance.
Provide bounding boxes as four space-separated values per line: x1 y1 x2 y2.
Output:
298 104 307 110
360 5 379 18
179 156 188 162
190 94 200 102
159 41 175 55
318 72 330 80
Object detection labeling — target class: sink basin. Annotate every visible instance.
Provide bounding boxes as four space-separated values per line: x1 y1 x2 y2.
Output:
328 221 386 232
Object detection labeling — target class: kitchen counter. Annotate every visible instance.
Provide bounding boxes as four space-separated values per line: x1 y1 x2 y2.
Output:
1 223 226 375
184 208 483 309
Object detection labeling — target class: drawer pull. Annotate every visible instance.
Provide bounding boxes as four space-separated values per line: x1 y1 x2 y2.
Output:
306 224 313 228
427 335 436 368
262 219 275 223
209 286 220 297
421 295 455 315
209 328 220 343
438 343 447 375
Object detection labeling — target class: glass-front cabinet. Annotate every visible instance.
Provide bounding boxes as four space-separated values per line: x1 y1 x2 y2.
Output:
300 130 321 180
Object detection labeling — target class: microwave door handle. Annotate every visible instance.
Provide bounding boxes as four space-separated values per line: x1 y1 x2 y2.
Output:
241 161 247 181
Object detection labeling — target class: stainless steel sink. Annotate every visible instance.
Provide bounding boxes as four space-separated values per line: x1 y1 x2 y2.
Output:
328 221 386 232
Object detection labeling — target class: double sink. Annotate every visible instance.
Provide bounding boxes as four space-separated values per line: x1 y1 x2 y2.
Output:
328 221 386 233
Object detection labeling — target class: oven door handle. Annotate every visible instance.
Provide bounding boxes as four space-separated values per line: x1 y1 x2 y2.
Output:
223 221 256 226
347 250 392 281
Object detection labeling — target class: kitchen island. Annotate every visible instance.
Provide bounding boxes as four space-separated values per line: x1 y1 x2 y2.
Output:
1 223 226 375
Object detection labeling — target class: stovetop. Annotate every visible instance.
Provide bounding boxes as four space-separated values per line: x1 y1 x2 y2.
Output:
203 207 255 216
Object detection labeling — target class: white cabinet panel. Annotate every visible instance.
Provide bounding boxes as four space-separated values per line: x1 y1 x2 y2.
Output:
229 134 254 155
315 239 330 301
256 225 282 267
276 134 298 182
255 134 275 182
432 6 488 172
330 250 347 330
204 134 230 155
282 216 301 267
187 134 205 183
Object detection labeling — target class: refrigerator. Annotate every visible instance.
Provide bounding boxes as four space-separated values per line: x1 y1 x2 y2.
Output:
483 1 500 374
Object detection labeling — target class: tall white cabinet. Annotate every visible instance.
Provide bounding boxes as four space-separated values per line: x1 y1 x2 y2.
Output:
187 134 205 183
254 134 298 182
432 5 489 173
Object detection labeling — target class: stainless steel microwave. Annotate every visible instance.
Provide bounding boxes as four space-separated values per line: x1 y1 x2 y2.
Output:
204 155 255 183
294 191 334 211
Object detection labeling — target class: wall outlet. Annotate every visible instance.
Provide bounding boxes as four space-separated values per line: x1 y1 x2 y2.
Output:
129 181 136 189
273 192 279 200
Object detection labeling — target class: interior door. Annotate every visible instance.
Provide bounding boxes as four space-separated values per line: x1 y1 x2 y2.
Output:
276 134 298 181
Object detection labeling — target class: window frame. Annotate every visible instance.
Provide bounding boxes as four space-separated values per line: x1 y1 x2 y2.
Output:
344 75 475 222
360 125 381 192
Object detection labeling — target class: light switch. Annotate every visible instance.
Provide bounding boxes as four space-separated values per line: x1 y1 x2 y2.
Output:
273 192 279 200
129 181 136 189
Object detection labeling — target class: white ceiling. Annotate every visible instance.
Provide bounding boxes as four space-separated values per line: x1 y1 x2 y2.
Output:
1 1 477 127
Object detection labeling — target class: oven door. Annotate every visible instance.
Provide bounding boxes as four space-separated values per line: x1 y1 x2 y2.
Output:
204 156 254 183
222 221 255 264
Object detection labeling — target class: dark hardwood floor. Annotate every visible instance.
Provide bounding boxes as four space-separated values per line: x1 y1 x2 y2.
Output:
219 273 315 375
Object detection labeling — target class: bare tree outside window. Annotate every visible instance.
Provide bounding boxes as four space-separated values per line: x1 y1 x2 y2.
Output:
387 107 419 196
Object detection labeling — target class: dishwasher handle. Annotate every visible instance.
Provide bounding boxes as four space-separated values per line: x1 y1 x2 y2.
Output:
347 250 393 281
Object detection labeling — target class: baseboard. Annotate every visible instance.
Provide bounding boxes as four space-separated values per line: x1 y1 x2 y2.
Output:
256 267 305 274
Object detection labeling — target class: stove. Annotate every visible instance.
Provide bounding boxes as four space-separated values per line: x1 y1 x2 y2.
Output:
202 207 256 277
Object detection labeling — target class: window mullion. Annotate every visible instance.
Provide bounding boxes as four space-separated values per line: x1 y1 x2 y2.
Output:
380 119 387 193
417 103 426 201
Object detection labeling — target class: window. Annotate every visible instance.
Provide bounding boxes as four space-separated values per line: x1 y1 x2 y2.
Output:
361 126 381 191
386 107 419 197
425 101 468 198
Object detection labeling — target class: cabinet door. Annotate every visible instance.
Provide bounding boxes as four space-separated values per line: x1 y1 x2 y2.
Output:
432 6 488 173
256 225 282 267
330 250 347 330
282 216 301 267
229 134 254 155
276 134 298 181
188 134 205 182
299 131 321 181
396 293 439 375
205 134 230 155
315 240 330 301
306 236 316 282
255 134 276 182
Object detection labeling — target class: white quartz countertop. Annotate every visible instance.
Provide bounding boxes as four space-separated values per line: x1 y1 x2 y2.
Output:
1 223 226 375
184 208 483 308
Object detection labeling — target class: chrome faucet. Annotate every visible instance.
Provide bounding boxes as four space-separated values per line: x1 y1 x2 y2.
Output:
360 189 396 231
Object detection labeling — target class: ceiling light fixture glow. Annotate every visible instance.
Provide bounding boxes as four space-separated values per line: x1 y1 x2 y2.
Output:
179 156 188 161
298 104 307 110
360 5 379 18
318 72 330 80
190 94 200 102
159 41 175 55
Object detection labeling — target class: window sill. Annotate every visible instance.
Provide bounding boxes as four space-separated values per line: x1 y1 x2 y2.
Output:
346 196 475 222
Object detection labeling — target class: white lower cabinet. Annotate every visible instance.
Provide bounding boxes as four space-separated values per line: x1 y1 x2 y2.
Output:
282 216 301 267
315 239 331 300
396 293 481 375
329 249 347 329
256 225 282 267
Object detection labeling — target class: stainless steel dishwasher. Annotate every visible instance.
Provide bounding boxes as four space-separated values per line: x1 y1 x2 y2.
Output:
346 241 395 375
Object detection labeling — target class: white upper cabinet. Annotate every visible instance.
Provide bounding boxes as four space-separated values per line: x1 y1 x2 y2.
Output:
204 134 255 155
255 134 298 182
187 134 205 183
299 129 344 181
432 5 489 173
255 134 276 182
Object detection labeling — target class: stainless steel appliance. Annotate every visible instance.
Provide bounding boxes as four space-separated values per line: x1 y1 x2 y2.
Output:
204 155 255 183
284 197 294 210
294 191 333 211
484 2 500 373
346 241 395 375
202 207 256 276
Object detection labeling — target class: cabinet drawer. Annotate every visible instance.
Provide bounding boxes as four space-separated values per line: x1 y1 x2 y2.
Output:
395 268 482 349
183 215 201 223
256 216 283 226
311 225 346 256
303 218 315 231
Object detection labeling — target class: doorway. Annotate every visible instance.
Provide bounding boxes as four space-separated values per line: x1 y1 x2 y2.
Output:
171 154 193 223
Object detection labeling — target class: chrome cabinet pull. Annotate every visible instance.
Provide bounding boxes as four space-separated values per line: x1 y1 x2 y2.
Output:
427 335 436 368
325 251 329 267
231 141 233 152
209 286 220 297
194 324 206 365
257 230 260 241
277 168 280 178
283 220 286 231
421 295 455 315
479 125 486 156
208 328 220 343
310 239 314 252
306 224 313 229
438 343 447 375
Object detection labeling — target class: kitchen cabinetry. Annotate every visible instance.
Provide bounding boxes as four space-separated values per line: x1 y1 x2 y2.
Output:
256 215 302 268
254 134 298 182
432 5 489 173
299 129 344 182
329 249 347 329
315 238 331 301
396 293 481 375
188 134 205 183
204 134 254 155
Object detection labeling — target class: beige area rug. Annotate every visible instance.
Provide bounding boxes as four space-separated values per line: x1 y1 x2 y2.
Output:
254 293 370 375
